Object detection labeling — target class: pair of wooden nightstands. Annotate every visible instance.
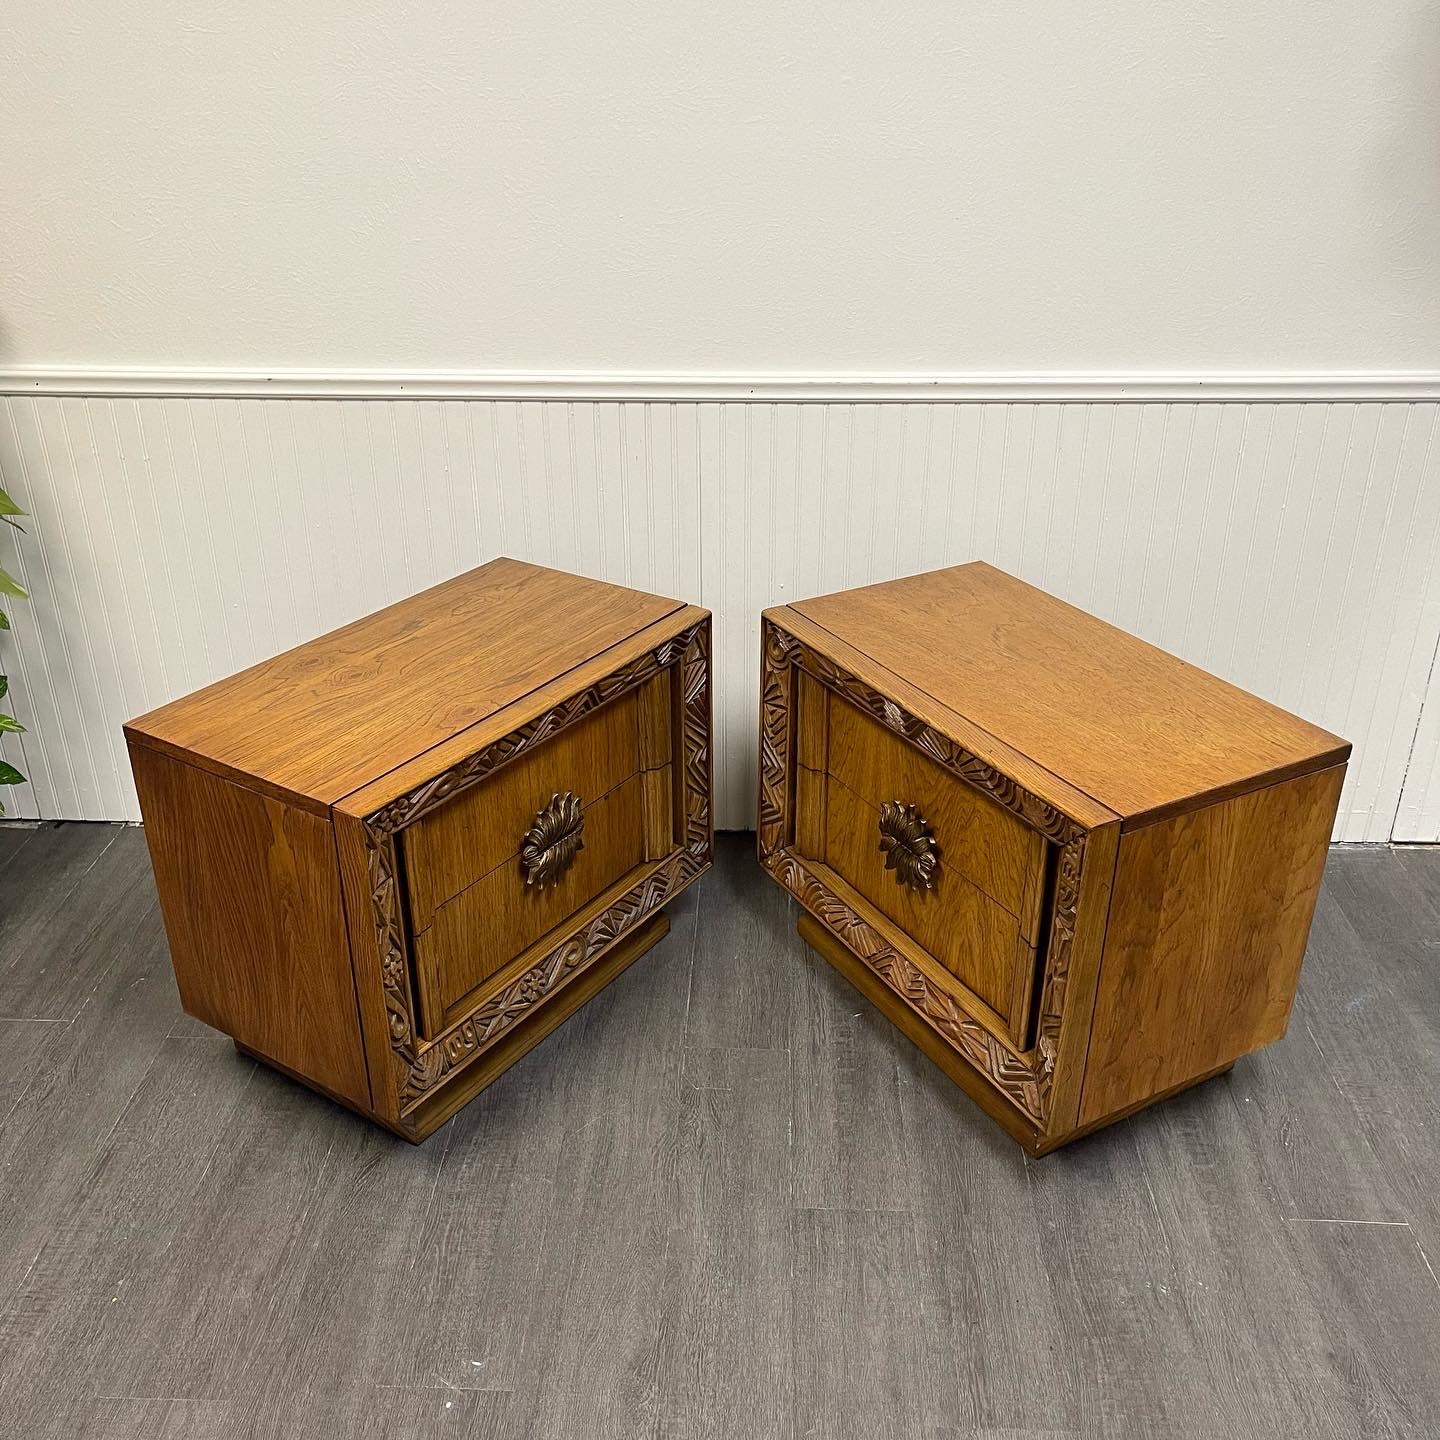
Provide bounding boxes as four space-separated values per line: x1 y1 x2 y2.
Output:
126 558 1346 1153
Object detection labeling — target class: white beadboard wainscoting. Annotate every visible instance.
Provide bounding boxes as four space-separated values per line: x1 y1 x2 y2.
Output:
0 377 1438 841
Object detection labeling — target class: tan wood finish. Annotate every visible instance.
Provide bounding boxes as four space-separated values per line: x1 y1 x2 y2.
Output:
802 855 1033 1049
793 561 1348 829
417 776 649 1029
637 668 677 861
794 670 831 863
126 556 683 811
825 689 1047 937
403 689 640 932
127 559 712 1141
127 742 370 1109
770 606 1119 833
332 806 407 1125
1079 762 1346 1126
1040 815 1121 1136
822 777 1036 1031
759 562 1348 1154
334 603 709 820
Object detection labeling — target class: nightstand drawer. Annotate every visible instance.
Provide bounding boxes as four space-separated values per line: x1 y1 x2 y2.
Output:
821 778 1040 1036
795 676 1048 1046
824 690 1047 940
411 772 651 1032
403 691 642 932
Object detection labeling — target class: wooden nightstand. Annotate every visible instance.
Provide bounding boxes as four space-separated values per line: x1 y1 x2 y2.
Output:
126 558 712 1141
758 562 1348 1154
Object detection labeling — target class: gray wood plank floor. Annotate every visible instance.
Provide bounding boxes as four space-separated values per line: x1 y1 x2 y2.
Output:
0 824 1437 1439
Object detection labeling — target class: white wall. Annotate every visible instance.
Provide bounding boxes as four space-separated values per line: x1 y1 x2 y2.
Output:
1 6 1439 838
2 2 1440 372
0 389 1437 840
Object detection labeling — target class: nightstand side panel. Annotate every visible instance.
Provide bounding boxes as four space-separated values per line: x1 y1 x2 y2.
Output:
127 738 371 1112
1079 762 1346 1126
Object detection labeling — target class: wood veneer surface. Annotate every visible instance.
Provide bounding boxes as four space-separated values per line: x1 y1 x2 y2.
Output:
402 689 641 932
125 557 682 809
824 687 1046 935
416 774 649 1025
793 561 1350 827
125 744 369 1109
1080 762 1346 1124
821 778 1032 1025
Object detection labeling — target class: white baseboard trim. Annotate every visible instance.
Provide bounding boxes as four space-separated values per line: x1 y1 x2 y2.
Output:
3 368 1440 403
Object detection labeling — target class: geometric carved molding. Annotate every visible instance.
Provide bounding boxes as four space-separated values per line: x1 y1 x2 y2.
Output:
758 615 1090 1127
365 620 713 1113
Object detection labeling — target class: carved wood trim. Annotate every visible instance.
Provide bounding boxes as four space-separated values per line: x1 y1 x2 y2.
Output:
366 626 700 834
397 852 696 1110
679 619 713 863
362 620 712 1110
758 615 1088 1126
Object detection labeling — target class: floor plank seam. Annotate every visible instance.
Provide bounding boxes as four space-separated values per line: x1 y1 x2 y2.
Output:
92 1395 201 1404
1131 1121 1182 1280
17 825 127 938
371 1383 514 1395
0 824 39 878
1414 1237 1440 1298
788 1204 915 1217
0 994 183 1275
409 1119 456 1263
1284 1217 1411 1226
680 1041 792 1059
678 888 700 1033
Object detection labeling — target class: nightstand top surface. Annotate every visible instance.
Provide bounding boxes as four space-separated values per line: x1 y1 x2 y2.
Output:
126 557 695 810
786 561 1349 827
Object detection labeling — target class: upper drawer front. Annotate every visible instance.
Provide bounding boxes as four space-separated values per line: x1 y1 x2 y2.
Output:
404 690 641 932
414 773 649 1030
826 693 1047 941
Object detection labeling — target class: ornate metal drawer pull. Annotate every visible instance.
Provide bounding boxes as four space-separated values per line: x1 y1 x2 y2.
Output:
521 791 585 888
878 800 939 891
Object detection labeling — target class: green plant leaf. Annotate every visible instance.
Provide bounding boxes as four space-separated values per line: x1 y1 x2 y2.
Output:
0 487 22 533
1 487 33 812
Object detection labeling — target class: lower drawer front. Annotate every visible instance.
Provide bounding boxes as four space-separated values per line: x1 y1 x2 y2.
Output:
414 773 648 1029
824 778 1038 1031
826 691 1047 940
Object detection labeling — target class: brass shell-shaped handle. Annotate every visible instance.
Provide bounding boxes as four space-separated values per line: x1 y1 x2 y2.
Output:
521 791 585 888
878 800 939 891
